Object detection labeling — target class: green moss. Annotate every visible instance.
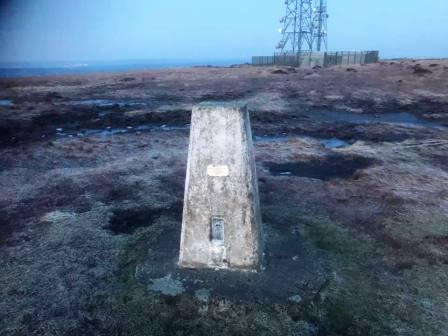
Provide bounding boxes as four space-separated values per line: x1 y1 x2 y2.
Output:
399 264 448 336
385 206 448 241
78 224 178 335
300 216 366 258
295 212 448 335
295 213 399 335
116 225 162 283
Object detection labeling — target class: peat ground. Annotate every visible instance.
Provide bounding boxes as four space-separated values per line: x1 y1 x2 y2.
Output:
1 60 448 335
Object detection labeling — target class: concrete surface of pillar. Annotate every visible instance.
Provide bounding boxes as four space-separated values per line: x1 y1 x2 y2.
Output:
179 102 262 271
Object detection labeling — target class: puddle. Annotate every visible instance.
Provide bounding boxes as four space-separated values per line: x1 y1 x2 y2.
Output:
54 124 190 139
73 99 146 108
254 135 354 149
255 136 354 149
300 110 442 128
320 138 352 149
265 154 376 180
0 99 13 107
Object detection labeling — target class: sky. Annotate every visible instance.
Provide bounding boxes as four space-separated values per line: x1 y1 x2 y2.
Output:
0 0 447 63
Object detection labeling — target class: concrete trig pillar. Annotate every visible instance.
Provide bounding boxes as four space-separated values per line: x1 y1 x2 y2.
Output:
179 102 263 271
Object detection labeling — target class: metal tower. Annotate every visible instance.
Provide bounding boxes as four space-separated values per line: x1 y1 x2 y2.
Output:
314 0 328 51
276 0 328 54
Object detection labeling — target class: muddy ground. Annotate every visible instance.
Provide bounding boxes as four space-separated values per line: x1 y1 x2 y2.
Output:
1 60 448 336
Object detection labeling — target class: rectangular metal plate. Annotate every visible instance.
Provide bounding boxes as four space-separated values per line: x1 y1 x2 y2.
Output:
211 217 225 245
207 165 229 177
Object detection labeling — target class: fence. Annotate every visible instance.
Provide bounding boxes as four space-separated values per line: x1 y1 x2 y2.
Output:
252 51 379 68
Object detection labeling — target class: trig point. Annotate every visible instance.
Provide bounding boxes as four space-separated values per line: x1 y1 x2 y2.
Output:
179 102 263 271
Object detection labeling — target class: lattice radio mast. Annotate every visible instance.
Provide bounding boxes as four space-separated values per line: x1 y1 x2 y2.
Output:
276 0 328 54
315 0 328 51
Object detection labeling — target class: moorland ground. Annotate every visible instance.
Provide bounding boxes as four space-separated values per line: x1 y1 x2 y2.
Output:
1 60 448 335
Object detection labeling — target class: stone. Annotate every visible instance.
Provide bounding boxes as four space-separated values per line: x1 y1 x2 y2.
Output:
288 294 303 304
194 288 211 303
149 275 185 296
179 102 263 271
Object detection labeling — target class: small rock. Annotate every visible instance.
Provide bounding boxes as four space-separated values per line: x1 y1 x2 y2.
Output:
324 95 344 101
40 210 75 225
195 288 211 303
288 294 303 304
149 274 185 296
303 73 321 79
272 69 289 75
412 64 432 75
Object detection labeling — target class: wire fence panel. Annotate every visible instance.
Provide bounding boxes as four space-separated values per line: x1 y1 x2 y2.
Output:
252 51 379 68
